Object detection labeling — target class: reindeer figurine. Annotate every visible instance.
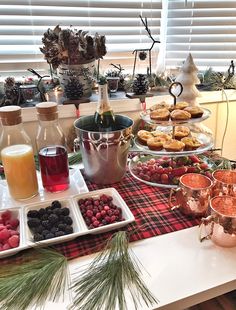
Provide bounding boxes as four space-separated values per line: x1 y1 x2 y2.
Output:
132 15 160 78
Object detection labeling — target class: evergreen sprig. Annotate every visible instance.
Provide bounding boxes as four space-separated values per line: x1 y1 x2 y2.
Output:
0 248 69 310
70 231 158 310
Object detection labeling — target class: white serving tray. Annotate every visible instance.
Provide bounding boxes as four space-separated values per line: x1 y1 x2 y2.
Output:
0 183 135 258
0 169 88 209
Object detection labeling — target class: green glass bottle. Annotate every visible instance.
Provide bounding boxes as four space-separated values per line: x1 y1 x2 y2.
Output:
94 77 116 131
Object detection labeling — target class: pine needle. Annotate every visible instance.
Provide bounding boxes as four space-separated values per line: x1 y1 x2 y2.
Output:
0 248 69 310
70 231 158 310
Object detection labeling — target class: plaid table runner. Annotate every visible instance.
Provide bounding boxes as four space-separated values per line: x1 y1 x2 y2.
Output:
54 171 200 259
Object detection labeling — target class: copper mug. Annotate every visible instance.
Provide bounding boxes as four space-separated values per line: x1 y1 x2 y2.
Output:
212 169 236 197
169 173 213 217
200 195 236 247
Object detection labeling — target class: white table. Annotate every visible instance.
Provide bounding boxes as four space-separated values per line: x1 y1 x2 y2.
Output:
39 226 236 310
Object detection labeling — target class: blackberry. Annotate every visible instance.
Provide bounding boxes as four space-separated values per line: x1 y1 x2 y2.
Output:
27 210 40 218
45 233 55 239
42 220 51 229
64 226 73 234
27 218 40 228
46 206 53 214
132 74 149 95
48 214 59 224
50 227 59 234
55 231 65 237
63 216 73 225
53 208 62 216
42 229 50 236
33 233 44 242
58 223 67 231
38 208 46 216
61 208 70 216
51 200 62 209
32 225 44 234
41 214 48 221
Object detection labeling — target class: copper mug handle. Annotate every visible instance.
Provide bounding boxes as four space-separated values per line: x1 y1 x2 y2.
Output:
199 215 215 242
169 187 181 210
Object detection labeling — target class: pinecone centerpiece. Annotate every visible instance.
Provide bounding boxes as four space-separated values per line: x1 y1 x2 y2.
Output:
132 74 149 95
2 77 19 106
64 76 84 100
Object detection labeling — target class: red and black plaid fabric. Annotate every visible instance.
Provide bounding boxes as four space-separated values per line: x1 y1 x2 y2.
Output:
54 171 200 259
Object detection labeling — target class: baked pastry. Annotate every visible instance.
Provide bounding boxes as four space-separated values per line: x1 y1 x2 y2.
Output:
147 137 164 151
184 106 204 118
137 130 153 145
163 139 185 152
150 108 170 121
174 126 190 140
170 110 191 121
150 101 170 111
181 137 202 150
169 101 189 111
147 133 171 151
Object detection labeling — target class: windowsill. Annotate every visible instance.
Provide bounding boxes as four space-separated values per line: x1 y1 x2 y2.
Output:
21 89 236 123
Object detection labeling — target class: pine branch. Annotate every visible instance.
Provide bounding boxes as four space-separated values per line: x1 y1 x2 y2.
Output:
70 231 158 310
0 248 69 310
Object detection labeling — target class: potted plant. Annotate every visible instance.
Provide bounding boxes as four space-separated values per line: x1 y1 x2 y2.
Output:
40 25 107 98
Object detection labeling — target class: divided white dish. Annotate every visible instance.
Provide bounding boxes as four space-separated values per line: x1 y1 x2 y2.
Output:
72 188 135 235
0 207 27 258
24 198 87 247
0 178 135 258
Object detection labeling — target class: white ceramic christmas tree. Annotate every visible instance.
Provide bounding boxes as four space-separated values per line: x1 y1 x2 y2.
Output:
175 53 201 106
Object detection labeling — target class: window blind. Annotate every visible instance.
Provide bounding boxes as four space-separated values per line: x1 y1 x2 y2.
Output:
0 0 162 77
166 0 236 71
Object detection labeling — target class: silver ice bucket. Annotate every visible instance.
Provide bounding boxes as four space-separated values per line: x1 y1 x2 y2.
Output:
74 114 133 184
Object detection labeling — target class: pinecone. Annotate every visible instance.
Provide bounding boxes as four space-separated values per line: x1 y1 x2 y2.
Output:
4 77 15 88
64 78 84 100
132 74 149 95
139 51 147 61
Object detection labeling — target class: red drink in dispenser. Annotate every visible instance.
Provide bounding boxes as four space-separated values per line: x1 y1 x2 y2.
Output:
39 145 69 192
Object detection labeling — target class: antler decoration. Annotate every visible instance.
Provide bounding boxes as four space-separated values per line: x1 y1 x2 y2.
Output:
132 15 160 77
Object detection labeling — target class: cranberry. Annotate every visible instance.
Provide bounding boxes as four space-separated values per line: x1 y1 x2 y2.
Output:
93 208 99 215
96 212 102 220
103 205 110 211
86 210 93 218
93 221 100 227
105 216 111 223
94 200 100 206
101 210 106 217
114 210 120 216
107 210 113 216
110 215 116 223
91 216 97 223
78 199 85 205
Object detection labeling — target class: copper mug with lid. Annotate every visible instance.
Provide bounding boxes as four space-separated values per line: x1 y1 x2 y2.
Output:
169 173 213 217
211 169 236 197
200 195 236 247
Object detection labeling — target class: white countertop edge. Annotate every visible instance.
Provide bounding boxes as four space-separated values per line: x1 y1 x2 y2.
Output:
63 226 236 310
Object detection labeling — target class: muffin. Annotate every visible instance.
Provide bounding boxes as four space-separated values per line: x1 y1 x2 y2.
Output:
147 137 164 151
181 137 202 150
150 108 170 121
174 126 190 140
150 101 170 111
170 109 191 121
163 139 185 152
169 101 189 111
137 130 153 145
147 133 171 151
184 106 204 118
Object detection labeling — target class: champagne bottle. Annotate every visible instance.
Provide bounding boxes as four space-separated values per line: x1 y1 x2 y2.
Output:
94 77 116 131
